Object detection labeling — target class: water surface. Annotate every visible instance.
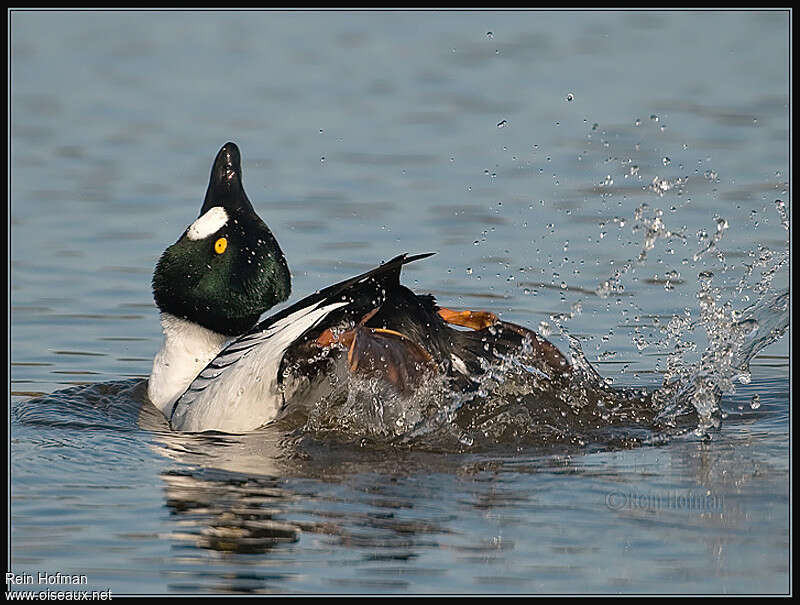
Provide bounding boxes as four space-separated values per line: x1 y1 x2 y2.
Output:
10 10 789 594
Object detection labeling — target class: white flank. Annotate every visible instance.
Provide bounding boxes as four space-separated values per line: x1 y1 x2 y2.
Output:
186 206 228 240
170 300 348 433
147 313 230 417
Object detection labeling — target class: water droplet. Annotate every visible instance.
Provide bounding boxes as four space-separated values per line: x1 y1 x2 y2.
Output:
497 119 508 128
662 156 671 166
486 31 493 38
320 156 325 163
774 199 789 230
538 321 552 337
566 92 574 102
650 114 659 122
750 394 761 409
737 318 759 335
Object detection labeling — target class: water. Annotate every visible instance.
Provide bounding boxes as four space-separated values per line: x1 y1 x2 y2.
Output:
10 10 790 594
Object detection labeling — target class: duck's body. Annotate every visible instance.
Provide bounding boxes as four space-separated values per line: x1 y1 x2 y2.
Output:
148 143 571 433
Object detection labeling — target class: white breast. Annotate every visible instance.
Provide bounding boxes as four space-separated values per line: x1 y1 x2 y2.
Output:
170 300 348 433
147 313 229 418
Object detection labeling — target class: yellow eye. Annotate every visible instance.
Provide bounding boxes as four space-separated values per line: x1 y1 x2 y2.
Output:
214 237 227 254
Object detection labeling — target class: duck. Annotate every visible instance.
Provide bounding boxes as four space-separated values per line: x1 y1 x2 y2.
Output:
148 142 572 433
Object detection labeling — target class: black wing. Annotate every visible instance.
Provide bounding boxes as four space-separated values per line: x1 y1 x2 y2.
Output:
253 252 435 333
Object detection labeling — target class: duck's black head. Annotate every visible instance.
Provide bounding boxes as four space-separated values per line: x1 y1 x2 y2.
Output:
152 142 291 336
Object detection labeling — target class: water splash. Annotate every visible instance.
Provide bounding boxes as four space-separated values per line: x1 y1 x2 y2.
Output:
595 203 685 298
693 217 729 262
295 326 666 453
648 209 789 438
651 283 788 436
296 200 788 451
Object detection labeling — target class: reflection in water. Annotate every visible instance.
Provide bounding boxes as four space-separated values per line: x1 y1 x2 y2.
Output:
146 427 466 592
160 470 300 555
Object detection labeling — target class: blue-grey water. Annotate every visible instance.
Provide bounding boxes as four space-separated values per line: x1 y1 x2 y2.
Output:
10 10 790 595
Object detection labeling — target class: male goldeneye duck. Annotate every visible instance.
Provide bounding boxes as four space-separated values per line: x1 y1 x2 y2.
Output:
148 142 571 433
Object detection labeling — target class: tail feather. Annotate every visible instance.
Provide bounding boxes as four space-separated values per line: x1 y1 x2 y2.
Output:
315 252 435 299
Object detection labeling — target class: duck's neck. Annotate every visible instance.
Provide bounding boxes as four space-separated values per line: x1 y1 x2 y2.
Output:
147 312 230 418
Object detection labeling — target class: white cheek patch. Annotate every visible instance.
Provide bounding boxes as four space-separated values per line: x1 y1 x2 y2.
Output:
186 206 228 240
